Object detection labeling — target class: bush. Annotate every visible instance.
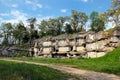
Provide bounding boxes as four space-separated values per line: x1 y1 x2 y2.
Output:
13 51 29 57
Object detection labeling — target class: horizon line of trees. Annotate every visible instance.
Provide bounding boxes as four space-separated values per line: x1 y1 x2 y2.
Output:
0 0 120 45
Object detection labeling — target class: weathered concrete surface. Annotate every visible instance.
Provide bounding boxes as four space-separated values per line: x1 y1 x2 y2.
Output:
87 52 106 58
76 46 86 53
113 30 120 36
0 46 18 57
58 47 70 53
58 40 69 46
77 39 85 46
43 41 52 47
103 47 115 52
34 29 120 58
109 42 120 48
86 40 108 52
42 47 52 54
110 36 120 43
86 32 95 43
95 31 108 41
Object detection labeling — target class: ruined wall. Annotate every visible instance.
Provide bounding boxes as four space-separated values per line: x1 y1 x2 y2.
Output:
34 29 120 58
85 30 120 58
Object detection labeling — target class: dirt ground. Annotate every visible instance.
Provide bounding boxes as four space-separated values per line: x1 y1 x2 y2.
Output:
0 58 120 80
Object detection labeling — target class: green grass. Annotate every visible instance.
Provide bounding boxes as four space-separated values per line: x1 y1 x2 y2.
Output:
0 61 79 80
13 47 120 75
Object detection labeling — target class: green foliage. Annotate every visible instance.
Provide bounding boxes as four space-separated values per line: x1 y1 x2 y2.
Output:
38 17 69 37
90 18 105 32
0 61 75 80
90 11 105 32
26 18 36 29
112 0 120 10
90 11 98 21
2 38 9 46
38 11 88 37
31 30 39 39
65 23 73 34
13 51 29 57
0 21 31 45
14 47 120 75
12 22 28 44
71 10 88 32
107 0 120 27
1 22 13 45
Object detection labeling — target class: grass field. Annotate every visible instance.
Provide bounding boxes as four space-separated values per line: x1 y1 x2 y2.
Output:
0 60 79 80
12 47 120 76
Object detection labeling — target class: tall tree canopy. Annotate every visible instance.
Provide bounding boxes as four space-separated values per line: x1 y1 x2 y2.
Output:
12 22 27 44
1 23 13 45
90 11 105 32
71 10 88 32
27 18 37 47
107 0 120 26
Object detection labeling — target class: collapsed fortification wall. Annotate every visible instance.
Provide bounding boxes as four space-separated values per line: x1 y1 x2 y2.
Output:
33 28 120 58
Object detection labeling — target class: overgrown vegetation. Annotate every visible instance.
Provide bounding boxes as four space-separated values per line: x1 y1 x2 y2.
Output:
0 60 79 80
13 46 120 75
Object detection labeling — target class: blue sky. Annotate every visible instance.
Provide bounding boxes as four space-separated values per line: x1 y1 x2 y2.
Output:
0 0 111 25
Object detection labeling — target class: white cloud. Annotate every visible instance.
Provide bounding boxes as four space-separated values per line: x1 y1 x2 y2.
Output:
0 9 53 28
25 0 43 10
25 0 33 4
74 0 89 3
37 14 42 17
10 10 28 26
81 0 88 2
10 10 27 20
12 4 18 8
105 21 116 30
0 13 9 16
61 9 67 13
37 16 53 24
36 3 42 8
0 10 28 26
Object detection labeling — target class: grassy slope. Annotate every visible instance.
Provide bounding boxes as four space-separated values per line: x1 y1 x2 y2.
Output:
13 47 120 75
0 61 78 80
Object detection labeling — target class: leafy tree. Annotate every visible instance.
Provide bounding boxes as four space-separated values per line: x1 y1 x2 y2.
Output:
56 17 66 35
22 31 30 43
39 17 68 36
27 18 37 47
38 20 49 37
90 12 98 21
27 18 36 29
12 22 27 44
71 10 80 32
48 18 57 36
98 12 108 24
90 18 105 32
112 0 120 10
90 11 105 32
65 23 73 34
1 22 13 45
31 30 39 39
78 12 88 31
71 10 88 32
107 0 120 26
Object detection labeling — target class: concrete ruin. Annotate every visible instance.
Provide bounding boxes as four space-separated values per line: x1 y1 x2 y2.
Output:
0 46 18 57
32 29 120 58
